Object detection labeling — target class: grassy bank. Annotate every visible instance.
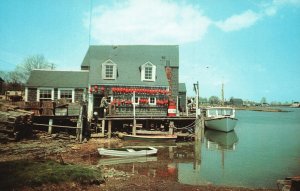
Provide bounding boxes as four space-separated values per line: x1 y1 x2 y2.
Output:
0 159 104 190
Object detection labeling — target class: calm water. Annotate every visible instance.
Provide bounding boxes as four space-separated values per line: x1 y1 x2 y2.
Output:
178 108 300 188
100 108 300 189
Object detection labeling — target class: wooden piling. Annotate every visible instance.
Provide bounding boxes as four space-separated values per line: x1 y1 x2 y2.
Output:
108 120 112 138
194 136 202 170
48 119 53 134
132 119 136 135
101 119 105 136
169 121 174 135
201 116 205 139
194 118 200 140
195 116 205 141
76 105 83 142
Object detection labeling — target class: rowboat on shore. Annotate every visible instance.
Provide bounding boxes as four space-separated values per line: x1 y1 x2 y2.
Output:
204 107 238 132
98 147 158 157
123 134 177 142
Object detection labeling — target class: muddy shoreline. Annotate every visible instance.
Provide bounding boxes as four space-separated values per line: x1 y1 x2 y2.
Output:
0 133 276 191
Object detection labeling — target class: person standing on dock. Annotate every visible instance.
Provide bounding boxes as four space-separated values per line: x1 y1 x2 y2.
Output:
99 96 108 118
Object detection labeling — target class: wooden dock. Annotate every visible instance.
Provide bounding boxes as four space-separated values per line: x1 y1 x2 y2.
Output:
30 113 205 142
91 115 198 139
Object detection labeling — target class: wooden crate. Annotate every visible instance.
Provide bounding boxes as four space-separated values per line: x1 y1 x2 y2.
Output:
41 108 53 116
55 108 68 116
68 103 81 116
41 101 54 109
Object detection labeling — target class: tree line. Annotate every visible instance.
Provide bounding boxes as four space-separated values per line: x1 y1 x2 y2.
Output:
0 55 55 93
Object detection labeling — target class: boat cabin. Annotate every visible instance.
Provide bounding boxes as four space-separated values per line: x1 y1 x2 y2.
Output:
205 107 236 118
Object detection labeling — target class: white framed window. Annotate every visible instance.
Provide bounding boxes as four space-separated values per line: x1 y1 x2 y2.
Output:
58 88 74 103
37 88 54 101
141 62 156 82
107 96 113 103
102 59 117 80
132 96 139 105
149 97 156 105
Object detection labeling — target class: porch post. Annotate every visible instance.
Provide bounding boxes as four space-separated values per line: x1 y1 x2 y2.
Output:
24 87 28 102
87 91 93 121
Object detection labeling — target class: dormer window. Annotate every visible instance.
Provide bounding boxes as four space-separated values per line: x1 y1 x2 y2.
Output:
102 60 117 80
141 62 156 82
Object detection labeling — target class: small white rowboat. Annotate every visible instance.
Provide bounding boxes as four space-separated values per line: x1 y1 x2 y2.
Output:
98 147 158 157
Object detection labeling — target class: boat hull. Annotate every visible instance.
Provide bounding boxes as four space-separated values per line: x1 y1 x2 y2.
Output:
98 147 157 157
205 117 237 132
123 134 177 142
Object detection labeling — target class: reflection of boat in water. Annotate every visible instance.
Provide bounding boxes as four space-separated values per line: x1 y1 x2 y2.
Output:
205 130 239 171
204 107 238 132
98 156 157 166
98 147 157 157
205 130 239 150
123 134 177 142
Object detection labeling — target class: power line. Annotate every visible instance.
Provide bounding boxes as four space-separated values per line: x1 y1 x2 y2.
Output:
0 59 17 66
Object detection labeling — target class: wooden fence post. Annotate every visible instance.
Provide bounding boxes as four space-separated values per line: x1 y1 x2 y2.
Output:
169 121 174 135
133 119 136 135
48 119 53 134
76 106 83 142
101 119 105 136
108 120 112 139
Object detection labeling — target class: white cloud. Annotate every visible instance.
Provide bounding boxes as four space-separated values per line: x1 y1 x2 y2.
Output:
86 0 211 44
83 0 300 44
215 0 300 32
264 6 278 16
263 0 300 16
215 10 261 32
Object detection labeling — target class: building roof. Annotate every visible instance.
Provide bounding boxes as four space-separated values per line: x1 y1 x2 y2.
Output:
82 45 179 67
179 83 186 93
82 45 179 87
26 70 89 88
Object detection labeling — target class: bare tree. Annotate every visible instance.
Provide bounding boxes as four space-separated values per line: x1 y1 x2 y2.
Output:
209 96 220 105
15 55 55 83
260 97 267 104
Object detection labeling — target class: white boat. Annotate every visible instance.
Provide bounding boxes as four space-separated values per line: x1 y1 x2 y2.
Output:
204 107 238 132
290 102 300 108
98 147 158 157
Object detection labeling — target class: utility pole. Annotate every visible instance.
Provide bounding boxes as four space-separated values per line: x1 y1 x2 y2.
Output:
132 91 136 135
221 82 224 105
194 81 199 117
194 81 202 170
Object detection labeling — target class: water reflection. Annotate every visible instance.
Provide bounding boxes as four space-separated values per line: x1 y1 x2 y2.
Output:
94 109 300 188
178 130 239 185
205 130 239 151
97 132 239 186
98 156 157 166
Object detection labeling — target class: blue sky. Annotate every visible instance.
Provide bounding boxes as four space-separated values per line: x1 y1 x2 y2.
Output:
0 0 300 103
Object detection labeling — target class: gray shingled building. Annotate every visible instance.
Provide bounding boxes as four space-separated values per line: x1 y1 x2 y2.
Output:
25 45 186 119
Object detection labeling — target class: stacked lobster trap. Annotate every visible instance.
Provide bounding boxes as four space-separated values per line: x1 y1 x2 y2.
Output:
90 85 171 117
